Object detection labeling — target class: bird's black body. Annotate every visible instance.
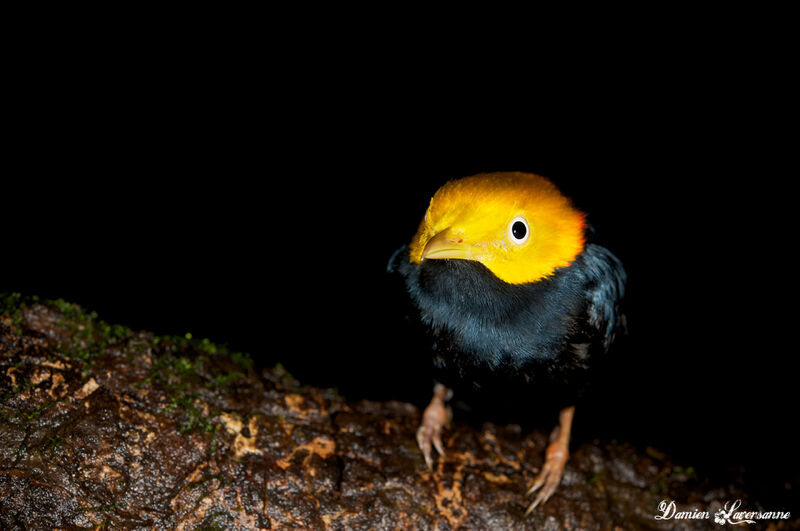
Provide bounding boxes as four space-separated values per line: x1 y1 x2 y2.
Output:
391 243 626 413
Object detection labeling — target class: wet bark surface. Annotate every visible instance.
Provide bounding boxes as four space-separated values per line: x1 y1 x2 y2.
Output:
0 297 795 530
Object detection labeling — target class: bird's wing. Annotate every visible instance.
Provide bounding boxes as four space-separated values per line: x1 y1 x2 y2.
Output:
574 244 627 352
386 245 408 274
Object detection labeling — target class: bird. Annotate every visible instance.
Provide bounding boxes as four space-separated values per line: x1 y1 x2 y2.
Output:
388 171 626 514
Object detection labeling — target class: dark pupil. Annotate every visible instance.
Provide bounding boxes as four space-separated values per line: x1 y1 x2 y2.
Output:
512 221 527 240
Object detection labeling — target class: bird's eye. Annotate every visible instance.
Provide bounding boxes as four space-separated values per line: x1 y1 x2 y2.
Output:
508 216 530 244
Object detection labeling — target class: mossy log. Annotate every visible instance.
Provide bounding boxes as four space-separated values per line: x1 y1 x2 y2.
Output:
0 296 783 530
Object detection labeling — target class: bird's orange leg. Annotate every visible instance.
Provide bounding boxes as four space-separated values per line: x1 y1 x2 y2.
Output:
525 405 575 514
416 383 452 469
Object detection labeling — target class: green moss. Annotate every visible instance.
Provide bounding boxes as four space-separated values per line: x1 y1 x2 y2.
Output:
210 369 245 386
197 510 229 530
22 398 62 422
180 407 219 435
102 323 133 340
199 337 218 355
144 332 254 397
161 392 219 435
0 292 27 332
174 357 196 374
1 292 136 363
51 298 97 322
273 362 292 379
229 350 253 372
670 465 697 481
44 436 64 454
3 293 257 447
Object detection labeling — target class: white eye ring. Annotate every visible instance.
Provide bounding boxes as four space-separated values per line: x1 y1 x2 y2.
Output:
508 216 530 245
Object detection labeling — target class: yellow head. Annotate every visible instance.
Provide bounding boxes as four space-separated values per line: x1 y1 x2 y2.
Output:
409 172 586 284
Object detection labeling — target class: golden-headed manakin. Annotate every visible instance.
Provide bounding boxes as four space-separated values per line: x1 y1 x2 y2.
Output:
390 172 626 513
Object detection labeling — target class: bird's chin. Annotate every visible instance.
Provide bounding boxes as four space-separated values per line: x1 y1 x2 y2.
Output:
418 256 495 280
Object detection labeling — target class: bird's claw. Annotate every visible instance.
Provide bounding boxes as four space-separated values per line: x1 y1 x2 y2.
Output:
525 438 568 514
416 419 445 469
416 384 452 469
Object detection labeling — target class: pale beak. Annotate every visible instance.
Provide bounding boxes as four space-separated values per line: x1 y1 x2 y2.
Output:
421 228 478 261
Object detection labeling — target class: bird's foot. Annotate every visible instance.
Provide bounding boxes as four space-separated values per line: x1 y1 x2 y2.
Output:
525 405 575 515
525 436 569 514
416 383 452 469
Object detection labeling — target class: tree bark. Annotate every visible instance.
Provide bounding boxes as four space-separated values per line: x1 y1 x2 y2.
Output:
0 298 774 530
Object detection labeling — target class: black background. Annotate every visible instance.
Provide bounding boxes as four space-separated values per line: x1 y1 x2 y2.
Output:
3 48 797 511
